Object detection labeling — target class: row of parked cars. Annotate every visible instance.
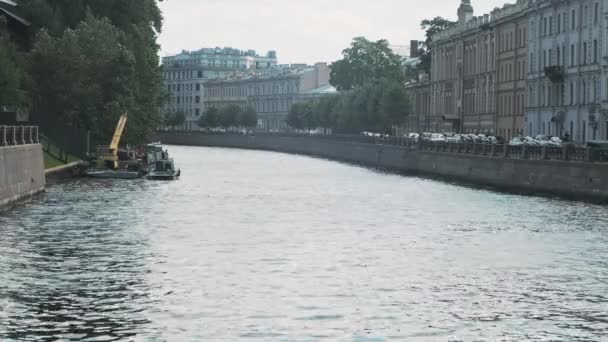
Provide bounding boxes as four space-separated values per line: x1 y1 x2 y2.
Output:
404 133 564 147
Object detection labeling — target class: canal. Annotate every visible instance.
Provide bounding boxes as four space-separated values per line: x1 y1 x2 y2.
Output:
1 145 607 341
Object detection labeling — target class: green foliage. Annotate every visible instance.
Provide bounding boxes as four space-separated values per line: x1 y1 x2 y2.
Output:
239 106 258 128
3 0 164 145
199 107 220 128
419 17 456 74
29 17 138 143
199 105 257 128
219 104 241 128
330 37 404 91
288 80 411 134
164 111 186 128
0 28 25 107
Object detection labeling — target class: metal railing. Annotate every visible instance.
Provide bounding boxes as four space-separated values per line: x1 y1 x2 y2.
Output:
0 126 39 146
164 131 608 164
401 140 608 164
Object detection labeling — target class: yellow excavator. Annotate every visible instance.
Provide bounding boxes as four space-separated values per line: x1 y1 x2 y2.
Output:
96 112 128 169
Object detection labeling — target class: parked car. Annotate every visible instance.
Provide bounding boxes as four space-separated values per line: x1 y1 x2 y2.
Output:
406 133 420 141
420 132 433 141
524 136 540 145
509 137 525 146
486 136 499 144
535 135 553 146
494 136 507 144
446 134 462 143
430 133 446 143
548 137 563 147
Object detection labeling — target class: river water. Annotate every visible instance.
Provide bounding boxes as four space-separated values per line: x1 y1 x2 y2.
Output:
1 146 608 341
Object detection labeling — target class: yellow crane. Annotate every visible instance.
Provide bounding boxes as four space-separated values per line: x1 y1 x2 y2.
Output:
97 112 128 169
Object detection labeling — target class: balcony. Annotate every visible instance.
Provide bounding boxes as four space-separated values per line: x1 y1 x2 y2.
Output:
544 66 565 83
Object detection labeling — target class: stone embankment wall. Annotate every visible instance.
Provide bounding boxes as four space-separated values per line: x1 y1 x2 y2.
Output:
0 144 46 210
158 133 608 202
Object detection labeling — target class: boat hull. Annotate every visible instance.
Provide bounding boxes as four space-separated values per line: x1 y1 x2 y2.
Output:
85 170 142 179
146 172 179 181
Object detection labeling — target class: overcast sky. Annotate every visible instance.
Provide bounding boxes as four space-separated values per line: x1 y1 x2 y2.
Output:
158 0 509 64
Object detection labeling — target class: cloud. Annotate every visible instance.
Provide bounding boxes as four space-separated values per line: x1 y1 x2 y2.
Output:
159 0 511 64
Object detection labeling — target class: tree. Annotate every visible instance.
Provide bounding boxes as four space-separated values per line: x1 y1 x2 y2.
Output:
199 107 219 128
239 106 258 128
29 16 138 142
0 21 25 108
330 37 404 91
219 104 240 128
164 111 185 129
11 0 164 144
419 17 456 74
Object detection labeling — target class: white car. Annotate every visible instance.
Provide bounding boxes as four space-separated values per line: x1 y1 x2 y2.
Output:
406 133 420 141
535 135 552 146
509 137 525 146
549 137 563 146
430 133 446 142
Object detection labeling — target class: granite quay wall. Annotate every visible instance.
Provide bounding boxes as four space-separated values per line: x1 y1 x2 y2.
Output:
158 132 608 202
0 143 46 210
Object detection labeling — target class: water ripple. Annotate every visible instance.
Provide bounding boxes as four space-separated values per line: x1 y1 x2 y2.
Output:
1 146 607 341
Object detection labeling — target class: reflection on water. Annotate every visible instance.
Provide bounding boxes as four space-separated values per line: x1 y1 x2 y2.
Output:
1 146 607 341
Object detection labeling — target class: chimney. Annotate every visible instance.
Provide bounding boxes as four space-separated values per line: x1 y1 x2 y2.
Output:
410 40 419 58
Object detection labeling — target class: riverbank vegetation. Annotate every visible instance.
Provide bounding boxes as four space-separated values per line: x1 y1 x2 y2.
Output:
287 37 411 134
0 0 164 144
197 105 258 130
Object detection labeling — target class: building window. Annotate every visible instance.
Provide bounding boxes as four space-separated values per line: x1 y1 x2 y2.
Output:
583 121 586 143
543 17 547 36
570 82 574 105
571 45 575 66
595 2 599 25
195 96 200 104
572 10 576 30
549 16 553 34
583 81 587 104
557 47 561 66
196 83 200 91
195 108 200 116
594 40 598 63
583 42 587 65
558 14 561 32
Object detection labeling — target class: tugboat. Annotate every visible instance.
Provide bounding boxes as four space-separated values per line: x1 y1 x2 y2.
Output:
145 144 181 180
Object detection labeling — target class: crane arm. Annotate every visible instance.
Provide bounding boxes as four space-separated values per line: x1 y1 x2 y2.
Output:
109 112 128 151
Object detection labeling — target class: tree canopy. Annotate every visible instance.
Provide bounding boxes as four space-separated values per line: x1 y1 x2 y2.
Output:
0 0 164 144
288 79 411 134
329 37 405 91
198 105 258 129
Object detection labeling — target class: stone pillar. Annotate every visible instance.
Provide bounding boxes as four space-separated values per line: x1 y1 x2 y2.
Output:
10 126 16 145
